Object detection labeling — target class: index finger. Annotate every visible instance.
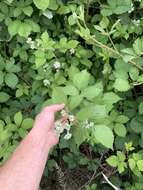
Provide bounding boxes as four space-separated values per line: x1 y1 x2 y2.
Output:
44 104 65 113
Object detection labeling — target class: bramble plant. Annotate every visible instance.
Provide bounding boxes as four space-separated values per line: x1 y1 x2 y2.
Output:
1 0 143 189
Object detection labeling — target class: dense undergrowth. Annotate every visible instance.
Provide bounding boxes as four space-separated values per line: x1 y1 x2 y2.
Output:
1 0 143 189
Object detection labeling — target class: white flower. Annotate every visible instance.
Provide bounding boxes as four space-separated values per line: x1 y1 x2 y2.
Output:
82 120 94 129
64 132 72 140
69 48 75 55
89 122 94 127
61 110 67 117
43 10 53 19
30 41 36 49
68 115 75 122
53 61 61 69
64 123 71 131
27 37 32 44
26 37 37 49
43 79 50 86
132 19 140 26
55 121 64 134
128 3 134 13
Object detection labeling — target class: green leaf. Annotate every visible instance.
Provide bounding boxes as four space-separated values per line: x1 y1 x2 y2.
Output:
18 128 28 138
0 92 10 103
118 162 126 173
73 125 89 147
13 7 22 17
48 0 58 10
128 158 136 170
116 115 129 124
33 0 50 10
18 22 32 37
114 123 127 137
14 112 23 126
68 15 77 26
103 92 121 105
16 89 23 98
133 38 143 56
5 63 21 73
130 116 143 133
94 125 114 149
113 0 132 14
69 95 83 110
101 0 132 16
76 105 107 121
139 102 143 115
23 6 33 16
73 70 90 90
0 130 10 143
137 160 143 171
5 73 18 88
62 85 79 96
25 20 40 33
8 20 21 36
129 67 139 81
21 118 33 130
52 87 67 104
67 40 79 49
35 50 46 68
114 78 130 92
117 151 126 161
81 82 103 100
0 71 4 85
106 155 118 167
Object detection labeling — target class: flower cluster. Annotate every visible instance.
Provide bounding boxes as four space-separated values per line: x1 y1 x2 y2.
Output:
132 19 140 26
43 79 50 86
53 61 61 71
26 37 38 49
128 3 134 13
69 48 75 55
54 110 75 140
82 120 94 129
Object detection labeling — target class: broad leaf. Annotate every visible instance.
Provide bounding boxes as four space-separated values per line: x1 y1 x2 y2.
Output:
94 124 114 149
5 73 18 88
52 87 67 104
14 112 23 126
33 0 50 10
114 78 130 92
76 105 107 121
73 70 90 90
0 92 10 103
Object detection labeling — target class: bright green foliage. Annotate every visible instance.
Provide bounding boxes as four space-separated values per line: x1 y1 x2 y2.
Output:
1 0 143 188
101 0 132 16
93 125 114 149
33 0 50 10
0 92 10 103
106 151 127 173
14 112 23 126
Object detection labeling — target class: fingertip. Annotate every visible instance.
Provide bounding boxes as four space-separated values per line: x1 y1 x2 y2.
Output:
44 103 65 112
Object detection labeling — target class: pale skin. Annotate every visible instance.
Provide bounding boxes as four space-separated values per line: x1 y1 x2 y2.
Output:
0 104 65 190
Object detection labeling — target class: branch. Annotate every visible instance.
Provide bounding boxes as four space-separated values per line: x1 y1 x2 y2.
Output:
102 172 121 190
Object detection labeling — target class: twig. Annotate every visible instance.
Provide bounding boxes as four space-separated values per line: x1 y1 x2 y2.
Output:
76 19 143 72
102 172 121 190
78 171 101 190
87 35 143 72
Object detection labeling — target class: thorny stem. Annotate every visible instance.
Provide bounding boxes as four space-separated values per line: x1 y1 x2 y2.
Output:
76 18 143 72
88 35 143 72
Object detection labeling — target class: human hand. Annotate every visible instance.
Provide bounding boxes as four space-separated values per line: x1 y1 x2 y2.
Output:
34 104 65 147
